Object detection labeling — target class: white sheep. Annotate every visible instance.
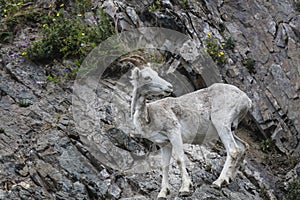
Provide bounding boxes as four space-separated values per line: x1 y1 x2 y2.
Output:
122 56 252 199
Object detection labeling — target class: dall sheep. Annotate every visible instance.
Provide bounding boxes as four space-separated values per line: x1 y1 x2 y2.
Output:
121 55 252 199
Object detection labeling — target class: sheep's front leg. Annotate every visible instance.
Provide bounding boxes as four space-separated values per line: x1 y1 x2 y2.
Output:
157 145 172 200
169 131 193 197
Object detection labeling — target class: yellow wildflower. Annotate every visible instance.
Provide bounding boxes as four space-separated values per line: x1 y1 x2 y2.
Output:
207 32 211 38
21 52 27 56
56 13 60 17
218 51 225 57
4 9 7 13
77 13 83 17
60 3 64 7
52 18 56 22
17 2 23 6
42 24 48 28
48 4 52 8
81 33 85 36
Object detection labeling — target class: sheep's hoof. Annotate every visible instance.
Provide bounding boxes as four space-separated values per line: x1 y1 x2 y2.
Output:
212 179 228 189
178 191 192 197
211 183 221 189
157 197 167 200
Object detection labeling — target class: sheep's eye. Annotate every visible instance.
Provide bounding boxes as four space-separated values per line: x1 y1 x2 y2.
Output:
144 76 152 81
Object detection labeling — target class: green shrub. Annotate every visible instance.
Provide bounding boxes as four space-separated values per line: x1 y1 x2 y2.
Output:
26 7 114 62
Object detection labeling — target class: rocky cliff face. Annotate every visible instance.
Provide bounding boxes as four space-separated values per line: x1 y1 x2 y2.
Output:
0 0 299 199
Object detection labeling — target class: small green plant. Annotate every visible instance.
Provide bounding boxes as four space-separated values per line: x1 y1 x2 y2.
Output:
285 180 300 200
0 127 4 133
243 57 256 74
260 138 275 152
149 0 162 11
205 163 212 171
205 32 227 65
224 37 235 50
18 99 31 107
182 0 189 8
46 74 60 83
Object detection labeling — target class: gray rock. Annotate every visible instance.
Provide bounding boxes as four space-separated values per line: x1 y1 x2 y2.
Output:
108 184 122 199
99 179 111 196
289 15 300 38
73 181 89 200
100 168 111 179
0 190 7 199
125 6 143 27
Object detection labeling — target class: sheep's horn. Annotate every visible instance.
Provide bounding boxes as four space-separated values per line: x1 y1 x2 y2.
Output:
129 55 146 64
120 55 147 68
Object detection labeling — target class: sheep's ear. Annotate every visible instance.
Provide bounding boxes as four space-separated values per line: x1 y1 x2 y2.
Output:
130 67 140 80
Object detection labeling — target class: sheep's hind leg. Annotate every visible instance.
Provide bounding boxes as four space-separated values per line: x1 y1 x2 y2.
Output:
211 119 244 188
229 134 248 178
157 145 172 200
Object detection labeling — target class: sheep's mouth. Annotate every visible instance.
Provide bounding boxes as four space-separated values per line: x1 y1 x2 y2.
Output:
156 91 173 98
144 86 173 99
163 91 173 96
147 91 172 100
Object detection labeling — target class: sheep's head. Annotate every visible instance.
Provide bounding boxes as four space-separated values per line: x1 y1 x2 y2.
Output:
121 55 173 98
131 65 173 98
